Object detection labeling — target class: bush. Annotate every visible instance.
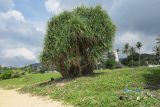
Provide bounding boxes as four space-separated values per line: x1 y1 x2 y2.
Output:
0 70 13 80
105 59 116 69
128 61 139 67
21 71 26 75
0 70 22 80
11 72 21 78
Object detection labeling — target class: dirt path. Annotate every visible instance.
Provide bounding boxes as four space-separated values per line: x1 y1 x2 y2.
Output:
0 89 71 107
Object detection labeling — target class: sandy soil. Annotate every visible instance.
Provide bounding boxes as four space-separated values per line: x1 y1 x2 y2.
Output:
0 89 71 107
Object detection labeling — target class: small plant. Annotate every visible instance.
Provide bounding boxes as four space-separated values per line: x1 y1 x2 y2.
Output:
21 71 26 75
105 59 116 69
102 51 116 69
11 72 21 78
0 70 13 80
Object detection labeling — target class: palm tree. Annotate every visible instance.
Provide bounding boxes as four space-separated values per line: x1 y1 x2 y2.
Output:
153 46 160 64
123 43 130 64
153 35 160 64
130 46 136 67
136 42 142 67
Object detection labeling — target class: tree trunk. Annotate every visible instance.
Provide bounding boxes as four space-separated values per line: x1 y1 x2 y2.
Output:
59 60 70 78
59 62 94 78
68 64 80 78
126 54 129 66
82 64 94 75
81 56 94 75
132 54 133 67
59 53 94 78
139 49 141 67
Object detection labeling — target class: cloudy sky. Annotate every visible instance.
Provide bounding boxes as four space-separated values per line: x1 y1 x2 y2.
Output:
0 0 160 67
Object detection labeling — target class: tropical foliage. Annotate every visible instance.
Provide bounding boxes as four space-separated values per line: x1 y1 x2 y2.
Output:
41 6 116 78
1 67 160 107
136 42 142 67
123 43 130 65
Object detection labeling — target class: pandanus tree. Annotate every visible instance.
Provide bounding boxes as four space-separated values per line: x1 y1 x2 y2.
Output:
136 42 142 67
40 6 116 78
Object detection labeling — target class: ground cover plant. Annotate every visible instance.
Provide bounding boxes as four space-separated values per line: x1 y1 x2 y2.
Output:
0 67 160 107
0 72 61 89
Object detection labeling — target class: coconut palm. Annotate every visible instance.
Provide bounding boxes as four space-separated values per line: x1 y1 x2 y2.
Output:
123 43 130 64
153 35 160 64
136 42 142 67
153 46 160 64
130 46 136 67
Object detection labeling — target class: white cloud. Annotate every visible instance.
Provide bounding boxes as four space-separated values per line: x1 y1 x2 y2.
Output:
0 10 26 32
0 9 43 44
0 9 43 66
2 48 37 61
45 0 62 14
34 22 46 34
0 10 25 22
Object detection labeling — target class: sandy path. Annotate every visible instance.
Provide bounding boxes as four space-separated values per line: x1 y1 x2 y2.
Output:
0 89 71 107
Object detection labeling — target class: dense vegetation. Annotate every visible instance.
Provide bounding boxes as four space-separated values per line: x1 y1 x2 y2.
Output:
121 53 156 66
41 6 116 78
121 37 160 67
153 35 160 63
101 51 117 69
0 67 160 107
0 67 23 80
0 4 159 107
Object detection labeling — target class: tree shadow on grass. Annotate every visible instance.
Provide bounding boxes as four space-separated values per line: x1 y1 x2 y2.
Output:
143 68 160 90
34 77 72 87
33 71 111 87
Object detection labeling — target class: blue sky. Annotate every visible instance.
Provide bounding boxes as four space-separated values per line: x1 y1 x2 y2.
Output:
0 0 160 67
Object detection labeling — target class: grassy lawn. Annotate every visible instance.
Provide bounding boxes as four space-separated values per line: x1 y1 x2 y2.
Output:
0 67 160 107
0 72 61 89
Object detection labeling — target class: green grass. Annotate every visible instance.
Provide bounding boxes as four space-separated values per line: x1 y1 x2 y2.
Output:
0 72 61 89
0 67 160 107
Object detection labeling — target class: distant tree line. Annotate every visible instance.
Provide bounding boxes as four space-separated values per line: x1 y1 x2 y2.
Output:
120 35 160 67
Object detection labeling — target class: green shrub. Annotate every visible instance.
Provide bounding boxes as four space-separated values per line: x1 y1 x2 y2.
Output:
0 70 13 80
11 72 21 78
105 59 116 69
21 71 26 75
